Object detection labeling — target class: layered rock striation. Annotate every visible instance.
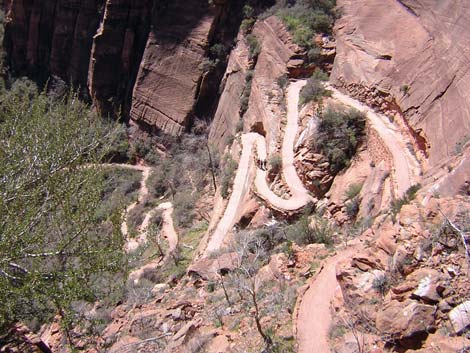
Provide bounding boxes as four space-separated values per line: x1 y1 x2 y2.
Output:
3 0 242 134
331 0 470 167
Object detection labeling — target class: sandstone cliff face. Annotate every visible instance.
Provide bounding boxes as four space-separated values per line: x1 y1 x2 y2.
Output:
208 31 250 151
245 16 299 153
129 1 228 135
88 0 152 117
331 0 470 167
4 0 103 86
209 16 301 152
4 0 241 134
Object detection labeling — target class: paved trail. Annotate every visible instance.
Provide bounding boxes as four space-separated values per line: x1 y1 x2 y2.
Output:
204 80 314 255
296 85 422 353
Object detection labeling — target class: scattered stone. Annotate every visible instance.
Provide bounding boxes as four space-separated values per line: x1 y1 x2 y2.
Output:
152 283 169 296
449 301 470 334
438 300 452 313
410 269 445 303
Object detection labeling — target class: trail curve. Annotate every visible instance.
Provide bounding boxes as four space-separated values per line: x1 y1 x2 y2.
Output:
328 86 421 198
204 80 314 256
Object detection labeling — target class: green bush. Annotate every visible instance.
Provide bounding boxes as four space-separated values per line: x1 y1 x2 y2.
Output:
311 68 329 81
173 191 198 228
345 198 360 218
312 107 366 173
240 18 256 33
269 154 282 173
240 70 254 116
276 1 337 49
299 76 331 106
220 154 238 199
276 74 289 90
345 183 363 200
391 183 421 216
286 215 334 246
455 135 470 155
246 34 261 60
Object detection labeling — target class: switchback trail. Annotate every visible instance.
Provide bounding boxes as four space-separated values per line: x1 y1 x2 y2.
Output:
128 201 179 284
100 164 177 255
296 85 422 353
204 80 314 256
328 86 421 198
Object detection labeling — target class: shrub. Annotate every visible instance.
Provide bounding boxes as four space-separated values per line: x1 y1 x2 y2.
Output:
269 154 282 173
220 154 238 199
209 43 226 60
345 183 363 200
246 34 261 60
276 1 337 49
311 68 329 81
345 198 360 218
400 84 410 95
372 273 390 296
299 76 331 106
307 46 322 62
286 215 334 246
200 58 217 73
240 18 256 33
236 119 244 133
243 4 255 18
312 107 366 173
173 191 198 228
276 74 289 90
455 135 470 155
240 70 254 116
391 183 421 216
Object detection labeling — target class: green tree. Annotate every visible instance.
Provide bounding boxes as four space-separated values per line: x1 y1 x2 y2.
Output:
0 82 126 340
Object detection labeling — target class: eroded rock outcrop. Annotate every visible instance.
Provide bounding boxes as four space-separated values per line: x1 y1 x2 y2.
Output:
331 0 470 167
4 0 241 135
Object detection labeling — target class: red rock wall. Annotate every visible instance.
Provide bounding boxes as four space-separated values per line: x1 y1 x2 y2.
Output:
88 0 152 117
129 0 227 135
331 0 470 167
4 0 239 135
4 0 104 85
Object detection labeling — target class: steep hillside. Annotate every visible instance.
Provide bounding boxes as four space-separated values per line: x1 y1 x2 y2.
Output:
2 1 470 353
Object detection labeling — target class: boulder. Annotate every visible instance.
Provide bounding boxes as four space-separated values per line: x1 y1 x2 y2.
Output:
188 252 238 280
376 299 436 341
391 268 445 303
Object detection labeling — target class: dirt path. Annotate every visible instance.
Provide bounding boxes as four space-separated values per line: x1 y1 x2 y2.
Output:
204 80 313 255
296 245 359 353
101 164 177 255
115 164 151 252
157 202 178 257
328 86 421 198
